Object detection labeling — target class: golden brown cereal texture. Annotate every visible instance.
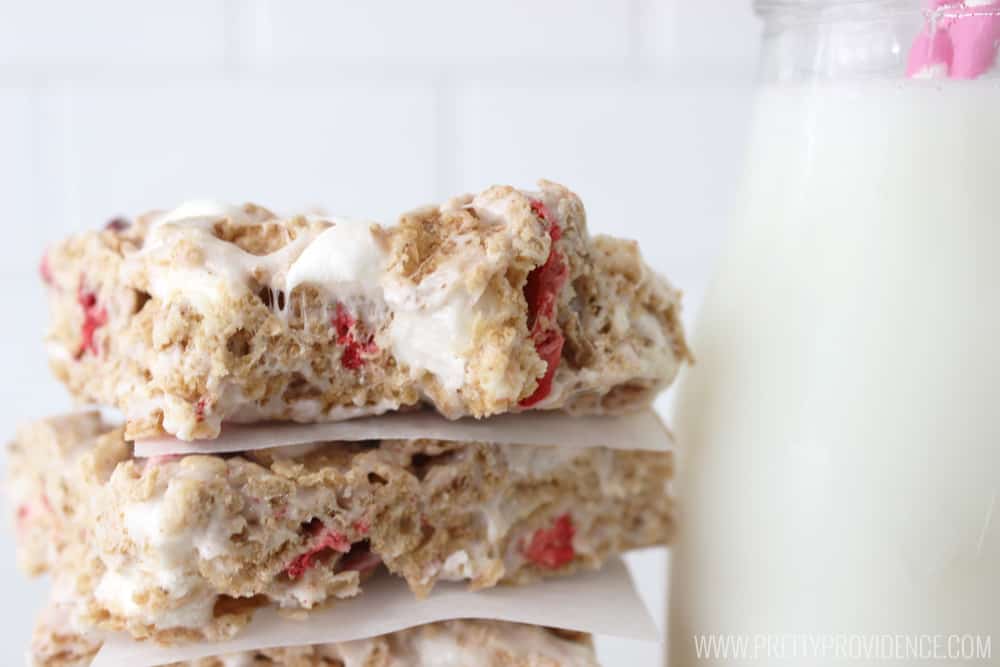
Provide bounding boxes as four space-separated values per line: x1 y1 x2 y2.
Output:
9 413 674 642
43 181 689 441
30 606 601 667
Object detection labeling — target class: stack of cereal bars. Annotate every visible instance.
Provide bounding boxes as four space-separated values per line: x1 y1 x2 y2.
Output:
9 180 690 666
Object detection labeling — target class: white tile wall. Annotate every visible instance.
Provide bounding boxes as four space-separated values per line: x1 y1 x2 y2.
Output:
235 0 634 69
453 79 754 310
0 1 228 69
0 86 68 420
0 1 761 665
638 0 761 76
0 88 36 275
37 81 438 233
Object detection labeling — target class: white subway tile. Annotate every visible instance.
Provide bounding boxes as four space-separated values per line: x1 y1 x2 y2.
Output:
453 80 755 304
0 0 227 67
0 92 76 437
0 88 40 276
38 81 438 231
0 560 48 667
239 0 632 68
639 0 761 76
0 274 73 419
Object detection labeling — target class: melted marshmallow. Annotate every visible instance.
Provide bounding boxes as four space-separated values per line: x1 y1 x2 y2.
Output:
438 550 476 581
403 624 597 667
503 445 584 477
381 265 480 392
93 566 215 629
318 624 596 667
154 200 247 226
282 216 481 391
135 200 497 393
94 470 249 630
134 206 321 313
285 218 386 301
216 654 259 667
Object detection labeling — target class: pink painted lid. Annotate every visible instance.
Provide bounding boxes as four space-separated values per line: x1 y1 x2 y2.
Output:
908 1 1000 78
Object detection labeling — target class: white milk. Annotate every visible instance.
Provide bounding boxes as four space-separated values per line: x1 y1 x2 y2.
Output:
670 80 1000 666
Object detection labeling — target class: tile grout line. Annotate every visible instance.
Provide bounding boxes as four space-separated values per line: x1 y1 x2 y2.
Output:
222 0 241 74
0 63 738 88
627 0 644 75
28 80 43 236
432 78 458 200
223 0 274 75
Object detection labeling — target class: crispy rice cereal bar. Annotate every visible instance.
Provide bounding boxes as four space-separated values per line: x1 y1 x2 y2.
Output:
31 603 601 667
43 181 690 440
9 413 673 642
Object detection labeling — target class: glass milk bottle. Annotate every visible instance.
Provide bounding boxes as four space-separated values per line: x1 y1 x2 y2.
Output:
670 1 1000 665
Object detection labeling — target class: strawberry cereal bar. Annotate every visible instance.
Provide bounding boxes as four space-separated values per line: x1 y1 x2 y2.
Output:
42 180 690 440
31 603 601 667
8 413 673 642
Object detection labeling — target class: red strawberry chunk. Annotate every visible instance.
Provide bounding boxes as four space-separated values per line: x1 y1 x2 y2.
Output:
40 254 54 286
333 303 355 341
530 199 553 225
519 199 569 407
522 514 575 569
524 327 564 407
148 454 182 466
332 303 377 370
105 217 131 232
75 278 108 359
15 504 30 530
285 527 351 580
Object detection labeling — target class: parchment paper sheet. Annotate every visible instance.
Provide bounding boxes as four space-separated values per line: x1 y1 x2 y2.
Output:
91 557 657 667
135 410 672 458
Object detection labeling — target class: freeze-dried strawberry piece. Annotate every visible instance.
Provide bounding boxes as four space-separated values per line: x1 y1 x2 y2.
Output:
525 327 564 407
333 303 355 341
352 519 370 535
39 254 54 286
194 398 207 422
340 343 367 371
530 199 553 227
105 217 131 232
523 202 563 328
147 454 182 466
520 199 569 407
16 496 54 532
285 526 351 580
332 303 377 370
522 513 575 570
75 278 108 359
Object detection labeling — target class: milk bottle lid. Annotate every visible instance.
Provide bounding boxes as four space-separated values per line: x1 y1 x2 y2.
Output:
907 0 1000 79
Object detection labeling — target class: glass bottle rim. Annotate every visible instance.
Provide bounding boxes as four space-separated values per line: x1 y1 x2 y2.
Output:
754 0 921 19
